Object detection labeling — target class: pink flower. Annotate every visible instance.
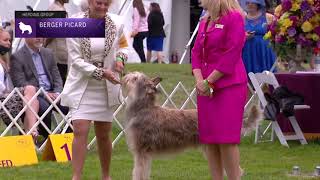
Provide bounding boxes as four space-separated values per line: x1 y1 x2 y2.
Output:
289 16 299 26
269 22 277 34
275 35 285 43
315 1 320 13
314 26 320 36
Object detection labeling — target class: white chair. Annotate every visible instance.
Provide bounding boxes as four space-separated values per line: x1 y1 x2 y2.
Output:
248 71 309 147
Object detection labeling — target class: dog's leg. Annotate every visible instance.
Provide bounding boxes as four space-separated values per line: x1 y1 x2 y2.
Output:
132 153 152 180
144 154 152 180
240 166 245 177
201 145 208 160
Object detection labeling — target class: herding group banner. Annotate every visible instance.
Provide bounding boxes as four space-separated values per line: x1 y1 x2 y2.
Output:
15 11 105 38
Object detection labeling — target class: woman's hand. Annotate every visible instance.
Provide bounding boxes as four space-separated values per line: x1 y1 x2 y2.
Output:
114 61 124 73
47 92 59 101
103 69 121 84
130 31 138 37
246 31 255 39
196 80 209 96
193 69 209 96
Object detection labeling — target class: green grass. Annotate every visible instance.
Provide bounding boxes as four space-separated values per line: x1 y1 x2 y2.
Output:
0 64 319 180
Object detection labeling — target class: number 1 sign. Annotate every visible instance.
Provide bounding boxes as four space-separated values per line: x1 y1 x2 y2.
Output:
42 133 73 162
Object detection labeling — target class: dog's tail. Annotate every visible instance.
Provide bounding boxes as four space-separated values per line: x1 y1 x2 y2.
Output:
241 104 263 136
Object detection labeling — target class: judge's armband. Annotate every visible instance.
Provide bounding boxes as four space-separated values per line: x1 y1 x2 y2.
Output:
116 52 128 66
116 56 125 62
203 79 215 95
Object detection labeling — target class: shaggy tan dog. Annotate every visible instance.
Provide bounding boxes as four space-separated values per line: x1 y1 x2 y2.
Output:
122 72 260 180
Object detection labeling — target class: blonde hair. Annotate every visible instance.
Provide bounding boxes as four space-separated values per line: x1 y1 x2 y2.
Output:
88 0 112 5
0 28 10 71
203 0 244 21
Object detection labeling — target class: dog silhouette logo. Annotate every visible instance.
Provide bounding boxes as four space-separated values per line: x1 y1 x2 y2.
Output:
18 22 33 34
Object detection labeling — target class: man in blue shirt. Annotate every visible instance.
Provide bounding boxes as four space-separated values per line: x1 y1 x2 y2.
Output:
10 38 69 139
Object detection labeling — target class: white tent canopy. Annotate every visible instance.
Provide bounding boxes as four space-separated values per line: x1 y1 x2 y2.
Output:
0 0 191 64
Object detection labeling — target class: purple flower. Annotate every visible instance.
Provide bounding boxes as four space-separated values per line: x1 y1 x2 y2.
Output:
301 1 310 11
317 41 320 48
298 34 313 47
287 27 297 37
303 10 315 21
305 39 313 47
282 0 292 11
315 26 320 36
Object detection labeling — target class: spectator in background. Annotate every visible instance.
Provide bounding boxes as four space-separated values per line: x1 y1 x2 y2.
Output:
10 37 69 139
45 0 69 85
1 20 15 55
242 0 276 73
0 29 40 140
238 0 247 11
239 0 275 12
146 2 166 64
131 0 148 63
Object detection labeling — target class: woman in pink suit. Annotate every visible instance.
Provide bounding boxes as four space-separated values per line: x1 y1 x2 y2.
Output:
192 0 247 179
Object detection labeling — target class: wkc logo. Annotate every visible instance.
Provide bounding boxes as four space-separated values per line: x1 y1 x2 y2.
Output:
15 18 105 38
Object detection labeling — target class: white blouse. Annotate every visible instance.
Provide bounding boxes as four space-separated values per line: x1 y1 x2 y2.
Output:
0 65 12 96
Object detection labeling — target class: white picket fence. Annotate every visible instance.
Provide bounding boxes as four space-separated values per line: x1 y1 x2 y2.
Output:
0 82 197 152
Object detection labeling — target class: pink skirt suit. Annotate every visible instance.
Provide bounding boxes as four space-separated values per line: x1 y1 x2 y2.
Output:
191 11 248 144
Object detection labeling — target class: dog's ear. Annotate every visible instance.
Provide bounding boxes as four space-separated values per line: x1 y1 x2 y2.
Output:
151 77 162 85
146 79 159 95
146 85 157 95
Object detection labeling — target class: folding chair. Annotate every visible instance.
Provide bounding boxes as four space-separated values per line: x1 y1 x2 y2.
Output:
248 71 309 147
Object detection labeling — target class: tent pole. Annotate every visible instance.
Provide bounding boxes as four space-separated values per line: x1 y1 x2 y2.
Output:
179 22 199 64
33 0 41 10
118 0 129 15
122 0 133 17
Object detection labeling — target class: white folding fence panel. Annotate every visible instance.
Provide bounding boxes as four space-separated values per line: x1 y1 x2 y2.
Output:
0 82 197 152
0 87 72 151
87 82 197 150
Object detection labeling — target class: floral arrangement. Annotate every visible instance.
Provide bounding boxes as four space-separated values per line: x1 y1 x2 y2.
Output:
264 0 320 58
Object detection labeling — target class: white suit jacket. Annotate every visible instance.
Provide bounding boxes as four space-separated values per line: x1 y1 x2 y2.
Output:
61 12 128 109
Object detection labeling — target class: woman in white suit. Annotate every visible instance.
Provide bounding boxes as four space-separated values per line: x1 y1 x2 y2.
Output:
60 0 128 179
